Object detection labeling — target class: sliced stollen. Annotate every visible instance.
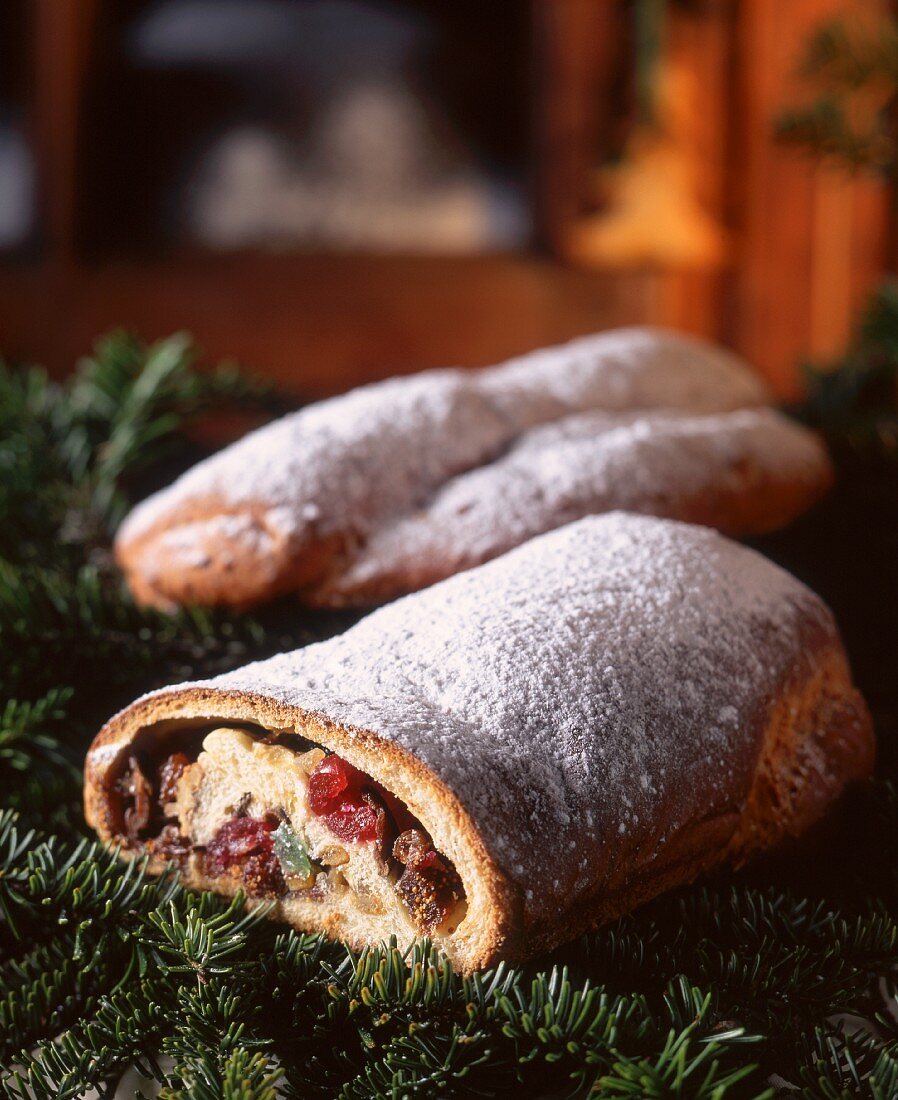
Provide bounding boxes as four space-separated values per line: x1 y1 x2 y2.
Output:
86 513 873 973
113 326 832 611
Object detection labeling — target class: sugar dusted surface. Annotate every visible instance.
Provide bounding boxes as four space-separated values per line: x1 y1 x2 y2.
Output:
132 514 832 921
118 327 771 553
328 406 828 596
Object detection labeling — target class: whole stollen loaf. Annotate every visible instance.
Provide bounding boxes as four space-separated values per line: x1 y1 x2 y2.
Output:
85 514 873 973
113 326 832 611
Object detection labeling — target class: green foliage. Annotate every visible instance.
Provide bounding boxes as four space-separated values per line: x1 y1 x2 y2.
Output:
0 332 294 835
777 17 898 178
1 326 897 1097
795 280 898 466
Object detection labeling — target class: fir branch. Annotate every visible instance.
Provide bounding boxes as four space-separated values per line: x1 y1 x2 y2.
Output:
776 17 898 178
792 1025 898 1099
794 279 898 465
67 330 268 531
159 985 283 1100
159 1046 283 1100
0 689 77 777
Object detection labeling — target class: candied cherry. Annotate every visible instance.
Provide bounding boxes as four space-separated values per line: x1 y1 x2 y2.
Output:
206 815 277 872
323 799 380 844
308 754 381 843
307 755 352 812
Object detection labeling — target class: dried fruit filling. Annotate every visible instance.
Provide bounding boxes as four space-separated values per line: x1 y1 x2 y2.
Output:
307 754 383 843
115 735 465 935
205 815 286 898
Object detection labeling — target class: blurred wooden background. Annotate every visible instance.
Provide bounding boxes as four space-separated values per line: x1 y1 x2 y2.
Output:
0 0 891 398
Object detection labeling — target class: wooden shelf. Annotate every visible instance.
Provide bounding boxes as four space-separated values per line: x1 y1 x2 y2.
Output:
0 250 673 392
0 0 891 396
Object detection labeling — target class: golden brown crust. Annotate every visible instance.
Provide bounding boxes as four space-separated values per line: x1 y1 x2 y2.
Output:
115 497 349 612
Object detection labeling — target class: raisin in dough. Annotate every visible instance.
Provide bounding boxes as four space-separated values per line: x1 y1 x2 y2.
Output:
115 327 831 610
86 513 873 973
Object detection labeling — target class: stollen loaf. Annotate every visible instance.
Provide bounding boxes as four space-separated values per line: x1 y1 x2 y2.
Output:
86 513 873 972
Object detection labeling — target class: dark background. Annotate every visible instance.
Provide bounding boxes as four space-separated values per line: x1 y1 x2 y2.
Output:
0 0 892 398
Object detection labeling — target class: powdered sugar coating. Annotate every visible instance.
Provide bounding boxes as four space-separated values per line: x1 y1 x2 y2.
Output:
118 327 770 553
132 514 833 921
324 406 829 598
476 326 769 418
156 513 278 572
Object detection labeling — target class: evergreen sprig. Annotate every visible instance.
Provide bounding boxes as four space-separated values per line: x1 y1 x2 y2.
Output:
0 326 896 1097
776 16 898 178
795 280 898 468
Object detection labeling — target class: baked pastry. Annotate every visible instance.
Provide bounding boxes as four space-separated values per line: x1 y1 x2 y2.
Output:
313 407 831 606
114 326 831 610
86 513 873 973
